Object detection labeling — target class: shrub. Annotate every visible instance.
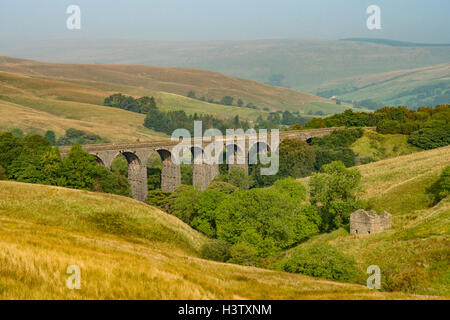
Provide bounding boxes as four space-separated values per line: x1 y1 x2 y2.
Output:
0 164 7 180
147 189 171 210
0 132 23 171
166 185 200 224
408 125 450 150
314 147 356 170
200 239 231 262
271 177 307 202
88 211 138 235
207 181 238 194
215 188 320 258
228 242 259 266
427 166 450 204
278 138 316 178
190 189 229 237
227 167 252 190
279 243 358 282
95 167 131 197
59 144 99 190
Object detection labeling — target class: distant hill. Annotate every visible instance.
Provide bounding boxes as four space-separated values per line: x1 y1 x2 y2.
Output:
0 56 361 142
314 63 450 109
0 56 340 114
341 38 450 47
1 37 449 91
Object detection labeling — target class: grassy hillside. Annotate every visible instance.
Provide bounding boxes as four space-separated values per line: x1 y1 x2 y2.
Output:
0 56 350 114
294 146 450 296
351 130 422 164
315 63 450 108
2 38 449 91
0 181 418 299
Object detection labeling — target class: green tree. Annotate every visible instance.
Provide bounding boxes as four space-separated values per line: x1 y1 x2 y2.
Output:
60 144 99 190
310 161 362 232
191 189 229 237
278 138 316 178
45 130 57 146
220 96 234 106
40 147 63 185
278 243 357 282
94 167 131 197
187 90 196 99
215 187 320 258
0 164 6 180
0 132 23 174
427 165 450 204
166 185 200 224
237 99 244 107
408 125 450 150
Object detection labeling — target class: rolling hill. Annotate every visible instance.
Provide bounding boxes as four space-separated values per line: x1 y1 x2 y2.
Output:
2 37 449 91
314 63 450 109
0 56 348 114
295 145 450 296
0 180 419 299
0 56 362 141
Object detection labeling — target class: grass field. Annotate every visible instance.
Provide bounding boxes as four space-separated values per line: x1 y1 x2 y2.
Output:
295 146 450 296
0 181 419 300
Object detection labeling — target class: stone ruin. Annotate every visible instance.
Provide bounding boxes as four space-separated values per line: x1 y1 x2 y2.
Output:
350 209 392 235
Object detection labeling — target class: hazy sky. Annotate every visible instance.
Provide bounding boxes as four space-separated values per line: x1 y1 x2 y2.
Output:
0 0 449 42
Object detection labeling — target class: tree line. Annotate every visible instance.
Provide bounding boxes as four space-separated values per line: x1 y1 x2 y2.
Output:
0 131 130 197
300 105 450 150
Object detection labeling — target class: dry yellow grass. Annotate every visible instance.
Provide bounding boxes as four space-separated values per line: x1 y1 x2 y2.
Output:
0 181 421 300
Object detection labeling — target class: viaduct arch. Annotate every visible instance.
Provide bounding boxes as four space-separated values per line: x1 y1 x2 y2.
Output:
59 127 342 202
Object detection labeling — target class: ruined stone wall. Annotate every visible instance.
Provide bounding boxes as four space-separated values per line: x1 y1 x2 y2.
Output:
350 209 392 235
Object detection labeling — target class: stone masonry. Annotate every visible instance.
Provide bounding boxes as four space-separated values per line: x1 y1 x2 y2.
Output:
350 209 392 235
59 127 345 202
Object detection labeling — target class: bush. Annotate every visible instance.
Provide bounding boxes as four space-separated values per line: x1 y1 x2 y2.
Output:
228 242 259 266
278 138 316 178
0 132 23 172
166 185 200 224
0 164 7 180
314 147 356 170
207 181 238 194
95 167 131 197
408 125 450 150
88 211 138 235
271 177 307 202
190 189 229 237
279 243 358 282
146 189 171 210
200 239 231 262
216 188 320 258
427 166 450 204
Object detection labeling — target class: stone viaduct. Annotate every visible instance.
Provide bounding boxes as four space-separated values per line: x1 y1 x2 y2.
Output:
59 127 341 202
